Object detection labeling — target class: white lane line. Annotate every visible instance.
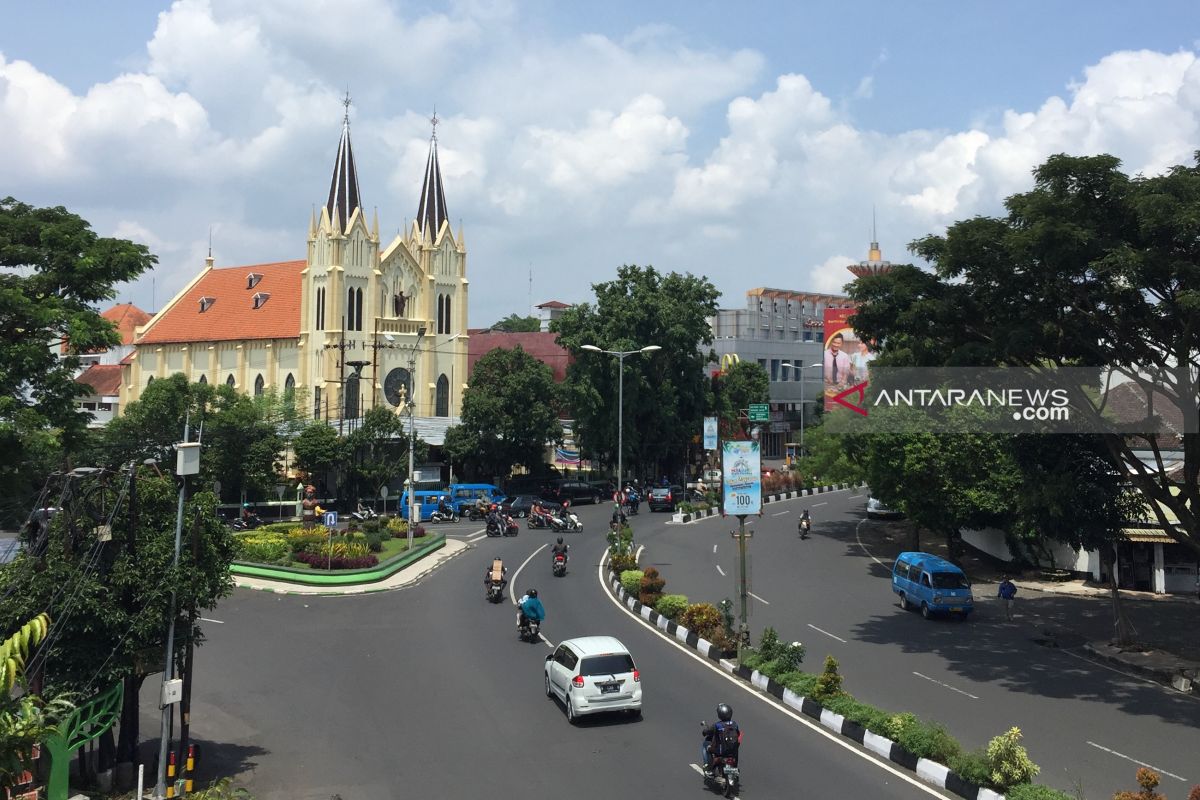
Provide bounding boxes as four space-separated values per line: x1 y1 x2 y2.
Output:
716 565 726 576
807 623 846 643
597 551 954 799
634 545 645 563
855 518 891 570
539 632 554 649
849 494 864 499
712 544 718 554
812 501 828 507
1086 741 1187 782
913 671 979 700
508 543 549 605
772 510 790 517
688 764 740 798
467 533 487 544
199 617 224 624
748 591 770 605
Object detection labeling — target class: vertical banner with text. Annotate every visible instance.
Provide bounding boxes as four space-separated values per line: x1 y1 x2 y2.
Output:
722 440 762 515
703 416 718 450
822 307 874 411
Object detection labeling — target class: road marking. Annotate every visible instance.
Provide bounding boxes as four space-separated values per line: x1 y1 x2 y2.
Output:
199 617 224 624
596 551 955 799
913 671 979 700
1086 741 1187 782
807 623 846 643
508 543 549 605
855 518 891 570
467 533 487 544
716 565 726 576
635 545 645 563
1056 648 1200 700
772 510 790 516
812 501 828 507
688 764 740 798
748 591 770 605
849 494 864 499
712 544 718 554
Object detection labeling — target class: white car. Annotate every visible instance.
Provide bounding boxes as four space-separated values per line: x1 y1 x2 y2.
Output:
866 496 903 519
544 635 642 723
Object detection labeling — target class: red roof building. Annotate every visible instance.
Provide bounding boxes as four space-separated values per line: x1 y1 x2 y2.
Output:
468 331 572 382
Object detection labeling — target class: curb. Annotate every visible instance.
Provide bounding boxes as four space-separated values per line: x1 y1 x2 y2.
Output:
1081 642 1197 694
604 569 1003 800
230 534 446 587
674 482 867 523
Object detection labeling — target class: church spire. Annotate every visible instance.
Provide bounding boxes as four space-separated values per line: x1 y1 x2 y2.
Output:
416 109 449 241
326 91 362 234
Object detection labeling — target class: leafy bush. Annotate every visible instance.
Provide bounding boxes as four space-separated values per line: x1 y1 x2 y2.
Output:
606 524 635 557
293 551 379 570
947 750 993 790
387 517 408 535
285 529 327 554
823 695 891 735
609 552 637 574
778 670 818 698
679 602 725 644
259 522 297 533
304 539 372 560
655 594 688 620
986 727 1039 789
1112 767 1167 800
677 502 695 514
364 532 384 553
361 518 383 534
639 566 665 606
895 718 961 765
756 627 804 671
189 778 254 799
620 570 645 596
234 533 289 564
811 655 845 702
880 712 917 741
1005 786 1074 800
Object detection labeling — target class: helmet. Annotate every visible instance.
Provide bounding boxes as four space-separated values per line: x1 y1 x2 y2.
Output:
557 537 563 545
527 588 538 598
243 503 251 508
491 503 498 511
717 703 733 722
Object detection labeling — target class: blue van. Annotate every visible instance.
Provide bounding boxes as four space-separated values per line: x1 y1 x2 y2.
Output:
447 483 506 514
398 490 447 522
892 552 974 619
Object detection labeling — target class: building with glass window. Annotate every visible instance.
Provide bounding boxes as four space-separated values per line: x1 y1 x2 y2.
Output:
119 107 468 444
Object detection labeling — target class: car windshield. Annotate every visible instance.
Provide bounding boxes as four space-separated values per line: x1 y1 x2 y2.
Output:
931 572 968 589
580 654 635 676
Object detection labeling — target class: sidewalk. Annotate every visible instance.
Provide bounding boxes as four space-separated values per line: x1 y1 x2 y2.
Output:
857 519 1200 694
234 537 469 595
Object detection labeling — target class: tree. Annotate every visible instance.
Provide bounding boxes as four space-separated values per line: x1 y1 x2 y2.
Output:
797 424 866 486
0 468 236 776
850 153 1199 557
292 420 347 491
1 613 72 793
0 197 156 526
715 360 769 431
490 313 540 332
347 406 426 501
554 265 719 481
444 346 562 480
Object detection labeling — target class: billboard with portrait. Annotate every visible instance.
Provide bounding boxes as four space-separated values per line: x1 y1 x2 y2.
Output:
822 307 875 410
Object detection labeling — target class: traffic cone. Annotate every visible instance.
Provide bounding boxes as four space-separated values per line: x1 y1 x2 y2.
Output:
185 744 195 792
166 750 177 797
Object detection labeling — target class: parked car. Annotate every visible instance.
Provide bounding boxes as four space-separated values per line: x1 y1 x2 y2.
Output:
541 480 604 506
544 636 642 723
892 552 974 620
866 496 903 519
647 485 683 512
500 495 560 518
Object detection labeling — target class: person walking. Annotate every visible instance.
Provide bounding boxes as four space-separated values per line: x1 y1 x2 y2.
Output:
998 575 1017 621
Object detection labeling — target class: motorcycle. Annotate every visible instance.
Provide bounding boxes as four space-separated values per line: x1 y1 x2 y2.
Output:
503 515 520 537
467 506 487 522
486 581 504 603
518 616 541 643
228 514 261 531
486 519 502 537
527 511 553 530
551 512 582 533
350 507 378 522
552 552 567 577
430 507 459 524
799 517 811 539
701 721 741 798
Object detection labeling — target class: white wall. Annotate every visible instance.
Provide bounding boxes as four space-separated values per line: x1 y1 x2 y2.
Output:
961 527 1100 578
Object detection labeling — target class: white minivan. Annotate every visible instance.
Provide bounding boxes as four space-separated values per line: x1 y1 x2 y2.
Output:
544 636 642 723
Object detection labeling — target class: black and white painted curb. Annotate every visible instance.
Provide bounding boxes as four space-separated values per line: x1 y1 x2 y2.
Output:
605 570 1004 800
673 482 867 523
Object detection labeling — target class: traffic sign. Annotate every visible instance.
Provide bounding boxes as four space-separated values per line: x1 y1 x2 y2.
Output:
323 511 338 527
748 403 769 422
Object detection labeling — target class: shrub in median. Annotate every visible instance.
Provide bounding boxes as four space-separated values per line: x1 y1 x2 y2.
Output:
639 566 665 606
811 655 845 703
609 552 637 574
234 533 289 564
823 694 891 735
986 727 1039 789
1005 786 1073 800
620 570 644 596
895 718 961 766
293 551 379 570
655 594 688 620
679 602 725 645
755 627 805 672
946 749 993 790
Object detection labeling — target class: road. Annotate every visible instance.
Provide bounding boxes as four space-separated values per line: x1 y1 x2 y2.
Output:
638 489 1200 796
149 504 952 800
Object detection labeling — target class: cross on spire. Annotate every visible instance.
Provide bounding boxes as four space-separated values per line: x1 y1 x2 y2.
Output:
343 90 352 124
430 107 439 141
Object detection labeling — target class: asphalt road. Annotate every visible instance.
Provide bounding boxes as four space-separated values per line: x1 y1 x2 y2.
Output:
638 489 1200 796
148 504 953 800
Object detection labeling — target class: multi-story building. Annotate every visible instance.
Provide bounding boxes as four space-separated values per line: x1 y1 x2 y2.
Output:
120 107 468 446
69 303 152 426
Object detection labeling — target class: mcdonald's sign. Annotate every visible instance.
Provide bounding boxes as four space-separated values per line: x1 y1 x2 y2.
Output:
720 353 740 373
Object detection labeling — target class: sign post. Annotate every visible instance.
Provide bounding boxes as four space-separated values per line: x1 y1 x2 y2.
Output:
748 403 769 422
721 439 762 652
275 484 286 520
703 416 718 451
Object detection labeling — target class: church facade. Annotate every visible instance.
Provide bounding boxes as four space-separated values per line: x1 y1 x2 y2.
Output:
120 109 469 443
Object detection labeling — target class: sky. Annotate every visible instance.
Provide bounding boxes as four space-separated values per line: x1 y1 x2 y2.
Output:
3 0 1199 326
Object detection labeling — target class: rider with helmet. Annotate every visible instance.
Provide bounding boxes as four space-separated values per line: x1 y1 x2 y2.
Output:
484 557 508 594
551 536 569 566
701 703 742 775
799 509 811 537
518 587 546 632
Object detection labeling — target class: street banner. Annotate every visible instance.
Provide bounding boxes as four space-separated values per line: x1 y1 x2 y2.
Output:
822 307 874 411
703 416 718 450
722 440 762 516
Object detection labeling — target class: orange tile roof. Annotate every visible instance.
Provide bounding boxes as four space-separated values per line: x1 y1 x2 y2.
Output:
468 331 572 382
137 260 304 344
103 303 153 344
75 364 123 396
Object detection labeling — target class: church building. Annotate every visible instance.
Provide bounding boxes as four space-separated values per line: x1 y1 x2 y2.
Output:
120 106 469 444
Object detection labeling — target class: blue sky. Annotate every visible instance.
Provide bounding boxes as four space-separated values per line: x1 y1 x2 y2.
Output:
3 1 1199 324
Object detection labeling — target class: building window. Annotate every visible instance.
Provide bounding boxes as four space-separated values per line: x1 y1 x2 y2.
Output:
444 295 452 334
770 359 780 382
226 374 235 388
198 374 207 385
254 374 265 396
314 386 323 419
316 287 326 330
99 402 112 411
284 373 295 394
355 287 364 331
435 374 449 417
347 288 355 331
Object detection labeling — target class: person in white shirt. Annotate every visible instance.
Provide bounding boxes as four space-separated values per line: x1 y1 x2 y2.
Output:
824 333 851 391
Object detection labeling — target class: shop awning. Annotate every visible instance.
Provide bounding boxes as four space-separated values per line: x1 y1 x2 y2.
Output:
1121 527 1178 544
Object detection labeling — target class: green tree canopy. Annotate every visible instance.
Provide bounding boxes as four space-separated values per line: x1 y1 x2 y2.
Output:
292 420 347 490
347 405 427 499
490 313 540 332
554 265 719 481
0 197 156 524
444 346 562 480
850 153 1200 557
715 360 770 432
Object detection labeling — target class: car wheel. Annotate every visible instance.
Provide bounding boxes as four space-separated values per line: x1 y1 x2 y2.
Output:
566 698 578 724
921 602 932 620
544 673 553 698
628 708 642 720
898 593 909 611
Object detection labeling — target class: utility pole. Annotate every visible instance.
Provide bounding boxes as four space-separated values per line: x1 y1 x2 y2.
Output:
406 326 426 550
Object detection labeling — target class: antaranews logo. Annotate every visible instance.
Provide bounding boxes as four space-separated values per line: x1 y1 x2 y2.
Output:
832 382 870 416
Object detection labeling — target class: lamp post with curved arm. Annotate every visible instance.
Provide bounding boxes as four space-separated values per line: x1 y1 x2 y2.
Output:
780 362 822 457
580 344 661 490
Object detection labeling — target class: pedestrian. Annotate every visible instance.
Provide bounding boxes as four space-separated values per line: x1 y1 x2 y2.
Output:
998 575 1017 621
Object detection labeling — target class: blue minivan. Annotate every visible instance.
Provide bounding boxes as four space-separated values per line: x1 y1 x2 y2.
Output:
447 483 506 514
892 552 974 620
398 490 446 522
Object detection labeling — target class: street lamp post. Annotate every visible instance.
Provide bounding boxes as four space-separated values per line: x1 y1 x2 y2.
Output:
781 362 821 458
406 327 426 550
580 344 661 490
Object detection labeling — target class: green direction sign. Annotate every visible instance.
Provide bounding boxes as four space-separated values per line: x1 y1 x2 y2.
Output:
748 403 769 422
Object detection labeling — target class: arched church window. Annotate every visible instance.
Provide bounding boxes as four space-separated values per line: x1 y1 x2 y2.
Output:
284 373 295 394
254 374 265 396
347 288 356 331
226 374 236 388
198 375 207 385
444 295 452 334
314 386 323 419
435 374 449 417
355 288 364 331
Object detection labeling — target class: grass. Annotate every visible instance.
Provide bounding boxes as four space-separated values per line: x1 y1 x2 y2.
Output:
278 534 433 570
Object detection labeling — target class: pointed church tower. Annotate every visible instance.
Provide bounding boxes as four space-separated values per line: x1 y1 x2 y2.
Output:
416 113 450 243
847 209 894 279
327 100 363 236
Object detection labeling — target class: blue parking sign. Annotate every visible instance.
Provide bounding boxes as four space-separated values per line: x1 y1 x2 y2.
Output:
323 511 338 527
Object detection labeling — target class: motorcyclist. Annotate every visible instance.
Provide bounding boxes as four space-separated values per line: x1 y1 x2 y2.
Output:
551 536 569 566
484 557 508 594
701 703 742 775
486 503 502 531
437 495 454 517
799 509 811 537
241 503 259 525
610 504 627 531
518 587 545 632
474 496 490 517
626 485 640 514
